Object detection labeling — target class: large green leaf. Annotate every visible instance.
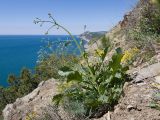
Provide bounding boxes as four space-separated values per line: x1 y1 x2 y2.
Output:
52 94 64 105
58 66 74 76
116 47 122 54
82 86 94 91
98 95 109 104
98 84 106 95
149 102 160 111
115 72 122 79
122 66 129 72
67 71 82 83
101 47 109 61
60 66 73 72
109 49 123 72
58 70 74 77
153 93 160 100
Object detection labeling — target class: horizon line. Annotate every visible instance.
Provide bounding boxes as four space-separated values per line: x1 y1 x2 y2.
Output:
0 34 79 36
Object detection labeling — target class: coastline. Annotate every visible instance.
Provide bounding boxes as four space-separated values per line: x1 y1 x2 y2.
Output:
79 36 90 49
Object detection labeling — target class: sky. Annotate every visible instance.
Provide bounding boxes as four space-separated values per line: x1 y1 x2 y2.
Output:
0 0 138 35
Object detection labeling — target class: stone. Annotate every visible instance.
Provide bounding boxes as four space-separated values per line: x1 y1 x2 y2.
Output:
130 118 135 120
155 76 160 84
127 105 134 111
135 63 160 83
123 82 130 89
137 82 146 86
114 107 121 114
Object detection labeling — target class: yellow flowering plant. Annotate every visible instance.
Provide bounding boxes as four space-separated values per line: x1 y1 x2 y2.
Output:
121 47 139 64
25 111 37 120
150 0 160 5
95 49 105 57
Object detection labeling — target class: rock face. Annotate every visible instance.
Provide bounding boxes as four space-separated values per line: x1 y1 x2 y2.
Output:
2 79 61 120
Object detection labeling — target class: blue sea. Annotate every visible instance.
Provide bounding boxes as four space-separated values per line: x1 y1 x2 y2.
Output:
0 35 82 87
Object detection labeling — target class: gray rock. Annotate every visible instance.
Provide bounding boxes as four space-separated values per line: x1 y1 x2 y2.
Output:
127 105 134 111
135 63 160 83
155 76 160 84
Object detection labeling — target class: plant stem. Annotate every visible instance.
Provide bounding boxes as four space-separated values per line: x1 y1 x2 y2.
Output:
57 24 83 55
56 23 97 84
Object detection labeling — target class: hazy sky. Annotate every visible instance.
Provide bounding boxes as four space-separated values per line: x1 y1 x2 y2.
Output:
0 0 138 35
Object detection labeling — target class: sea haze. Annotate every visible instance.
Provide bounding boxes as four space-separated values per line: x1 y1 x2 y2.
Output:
0 35 80 87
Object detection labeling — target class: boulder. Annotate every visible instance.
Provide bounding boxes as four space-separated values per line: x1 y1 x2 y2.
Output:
155 75 160 84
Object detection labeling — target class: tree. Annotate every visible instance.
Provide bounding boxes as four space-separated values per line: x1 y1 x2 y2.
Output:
0 87 8 113
7 74 17 86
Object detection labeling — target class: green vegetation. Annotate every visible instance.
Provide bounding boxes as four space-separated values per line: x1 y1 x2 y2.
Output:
149 95 160 111
130 1 160 45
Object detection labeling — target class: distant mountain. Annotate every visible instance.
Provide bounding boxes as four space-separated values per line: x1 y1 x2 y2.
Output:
79 31 107 45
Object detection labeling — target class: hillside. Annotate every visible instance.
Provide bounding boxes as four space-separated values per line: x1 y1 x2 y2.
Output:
87 0 143 52
3 0 160 120
88 0 160 65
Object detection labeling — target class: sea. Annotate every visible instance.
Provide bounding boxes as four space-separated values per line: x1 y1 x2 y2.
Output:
0 35 83 87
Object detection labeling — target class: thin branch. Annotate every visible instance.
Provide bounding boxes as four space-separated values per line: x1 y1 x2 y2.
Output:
45 25 56 34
